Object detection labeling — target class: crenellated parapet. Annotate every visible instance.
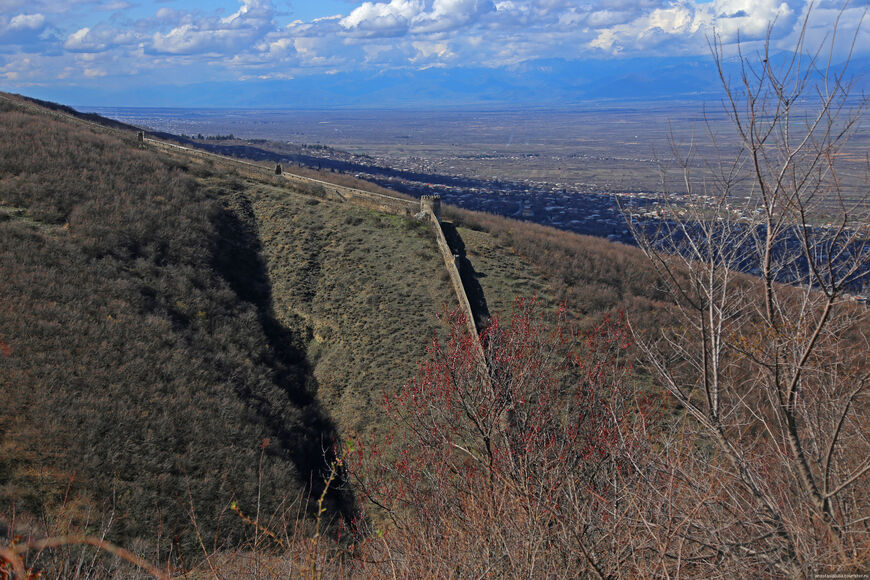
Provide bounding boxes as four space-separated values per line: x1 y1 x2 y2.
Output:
420 194 442 222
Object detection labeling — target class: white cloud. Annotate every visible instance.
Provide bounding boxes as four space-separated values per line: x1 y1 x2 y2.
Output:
0 12 52 48
150 0 275 55
99 1 133 11
0 55 29 80
152 24 204 54
65 27 92 49
412 0 495 33
291 35 346 67
263 37 295 58
775 1 868 59
221 0 269 25
64 25 137 52
340 0 494 37
83 66 107 77
411 39 453 61
0 0 93 15
589 0 800 54
155 7 180 21
9 13 46 30
589 2 700 53
313 14 343 23
340 0 423 36
585 10 632 27
708 0 797 42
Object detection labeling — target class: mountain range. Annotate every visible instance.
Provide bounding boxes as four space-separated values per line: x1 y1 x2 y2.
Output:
21 54 869 109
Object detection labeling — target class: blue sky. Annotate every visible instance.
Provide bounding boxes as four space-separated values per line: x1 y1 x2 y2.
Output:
0 0 866 106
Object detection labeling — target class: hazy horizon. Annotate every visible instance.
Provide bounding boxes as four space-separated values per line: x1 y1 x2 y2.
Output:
2 0 867 109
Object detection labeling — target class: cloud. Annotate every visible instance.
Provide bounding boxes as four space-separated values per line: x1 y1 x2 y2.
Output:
340 0 423 37
340 0 495 37
64 24 138 52
586 10 633 27
150 0 275 55
778 1 869 59
262 37 296 58
83 66 107 77
3 0 866 102
0 0 95 15
0 54 32 80
411 0 496 33
9 13 46 30
588 0 800 55
155 7 183 21
99 1 133 11
411 39 453 63
152 24 215 54
708 0 798 42
64 27 93 49
0 12 50 45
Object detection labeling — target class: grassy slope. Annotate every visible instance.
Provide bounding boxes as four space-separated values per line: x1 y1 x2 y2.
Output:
250 191 453 436
457 225 552 317
447 207 671 333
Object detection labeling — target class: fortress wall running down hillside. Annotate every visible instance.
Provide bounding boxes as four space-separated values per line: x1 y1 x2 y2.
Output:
426 207 483 346
144 136 420 217
145 137 279 182
281 172 419 217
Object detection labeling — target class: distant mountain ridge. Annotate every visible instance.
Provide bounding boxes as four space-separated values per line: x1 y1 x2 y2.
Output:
16 54 868 109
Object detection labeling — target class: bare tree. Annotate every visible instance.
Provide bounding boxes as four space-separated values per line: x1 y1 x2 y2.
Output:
625 8 870 578
343 302 654 578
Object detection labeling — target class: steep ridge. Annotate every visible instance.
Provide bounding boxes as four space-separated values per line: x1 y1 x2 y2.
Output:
0 96 343 558
0 96 454 560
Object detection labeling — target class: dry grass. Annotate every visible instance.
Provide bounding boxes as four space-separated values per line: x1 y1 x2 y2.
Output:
247 186 454 437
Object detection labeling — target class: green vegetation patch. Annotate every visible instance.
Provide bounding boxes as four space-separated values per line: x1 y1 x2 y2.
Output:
249 190 454 437
456 225 551 320
447 207 671 329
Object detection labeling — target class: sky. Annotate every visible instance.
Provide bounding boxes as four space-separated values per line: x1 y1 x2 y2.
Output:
0 0 867 107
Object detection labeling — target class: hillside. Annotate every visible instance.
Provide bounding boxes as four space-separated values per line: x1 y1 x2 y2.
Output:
0 94 675 573
0 95 456 563
0 96 322 558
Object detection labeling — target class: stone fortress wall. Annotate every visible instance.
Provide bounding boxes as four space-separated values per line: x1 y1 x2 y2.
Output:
421 195 481 343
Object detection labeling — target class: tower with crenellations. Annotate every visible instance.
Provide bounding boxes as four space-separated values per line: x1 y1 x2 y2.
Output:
420 194 441 222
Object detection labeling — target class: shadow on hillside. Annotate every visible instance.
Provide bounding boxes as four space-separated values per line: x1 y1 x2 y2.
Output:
441 222 491 332
212 193 355 524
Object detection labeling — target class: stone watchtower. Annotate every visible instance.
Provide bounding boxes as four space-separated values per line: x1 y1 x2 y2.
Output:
420 194 442 223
